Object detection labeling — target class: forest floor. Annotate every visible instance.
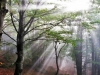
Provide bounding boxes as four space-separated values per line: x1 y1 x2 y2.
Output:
0 67 56 75
0 50 13 75
0 68 44 75
0 67 44 75
0 50 76 75
0 50 45 75
0 67 14 75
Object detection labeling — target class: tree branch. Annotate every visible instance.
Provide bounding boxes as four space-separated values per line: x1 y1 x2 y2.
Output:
24 20 63 35
58 44 66 57
24 10 37 35
25 38 55 41
24 6 63 35
24 17 33 28
12 15 19 21
2 30 16 42
10 13 18 33
24 30 46 43
24 9 37 28
24 17 34 33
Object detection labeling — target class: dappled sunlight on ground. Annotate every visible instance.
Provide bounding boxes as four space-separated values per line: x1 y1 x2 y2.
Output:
0 45 77 75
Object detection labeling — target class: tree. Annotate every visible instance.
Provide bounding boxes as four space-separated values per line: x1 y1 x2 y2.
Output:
45 15 78 75
87 1 100 73
74 25 83 75
54 40 66 75
13 0 25 74
3 0 66 75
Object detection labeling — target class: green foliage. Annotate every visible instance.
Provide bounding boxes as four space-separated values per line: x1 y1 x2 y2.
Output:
41 14 66 21
90 20 100 24
65 12 82 20
46 30 77 46
27 9 49 17
82 22 95 29
27 9 67 23
69 49 80 61
46 30 71 40
93 0 100 5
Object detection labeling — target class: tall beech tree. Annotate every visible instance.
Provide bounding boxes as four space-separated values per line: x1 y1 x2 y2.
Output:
14 0 25 74
2 0 66 75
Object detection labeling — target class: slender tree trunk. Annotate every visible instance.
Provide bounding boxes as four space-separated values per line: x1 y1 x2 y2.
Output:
95 54 98 75
0 15 4 43
14 0 25 75
97 27 100 75
83 36 88 75
91 38 96 75
14 20 24 75
75 25 83 75
14 35 24 75
55 56 59 75
55 41 59 75
75 50 82 75
97 58 100 75
0 0 8 46
14 17 24 75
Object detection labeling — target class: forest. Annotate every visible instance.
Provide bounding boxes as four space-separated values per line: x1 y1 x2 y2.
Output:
0 0 100 75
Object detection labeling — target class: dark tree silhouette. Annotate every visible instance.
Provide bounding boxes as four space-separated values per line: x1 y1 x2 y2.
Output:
74 25 83 75
0 0 8 45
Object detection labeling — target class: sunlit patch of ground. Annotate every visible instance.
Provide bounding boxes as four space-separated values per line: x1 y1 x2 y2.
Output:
0 49 77 75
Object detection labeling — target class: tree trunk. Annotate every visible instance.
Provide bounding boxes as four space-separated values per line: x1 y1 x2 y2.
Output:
75 50 82 75
97 58 100 75
14 33 24 75
0 15 4 44
83 37 88 75
0 0 8 46
97 27 100 75
14 0 25 74
91 38 96 75
55 41 59 75
75 25 83 75
55 56 59 75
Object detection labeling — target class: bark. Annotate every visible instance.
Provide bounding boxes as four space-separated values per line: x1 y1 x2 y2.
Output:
14 0 25 75
14 35 24 75
0 15 3 43
97 27 100 75
14 27 24 75
75 50 82 75
97 58 100 75
75 25 83 75
55 41 59 75
55 55 59 75
91 38 96 75
95 55 98 75
83 37 88 75
0 0 8 46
